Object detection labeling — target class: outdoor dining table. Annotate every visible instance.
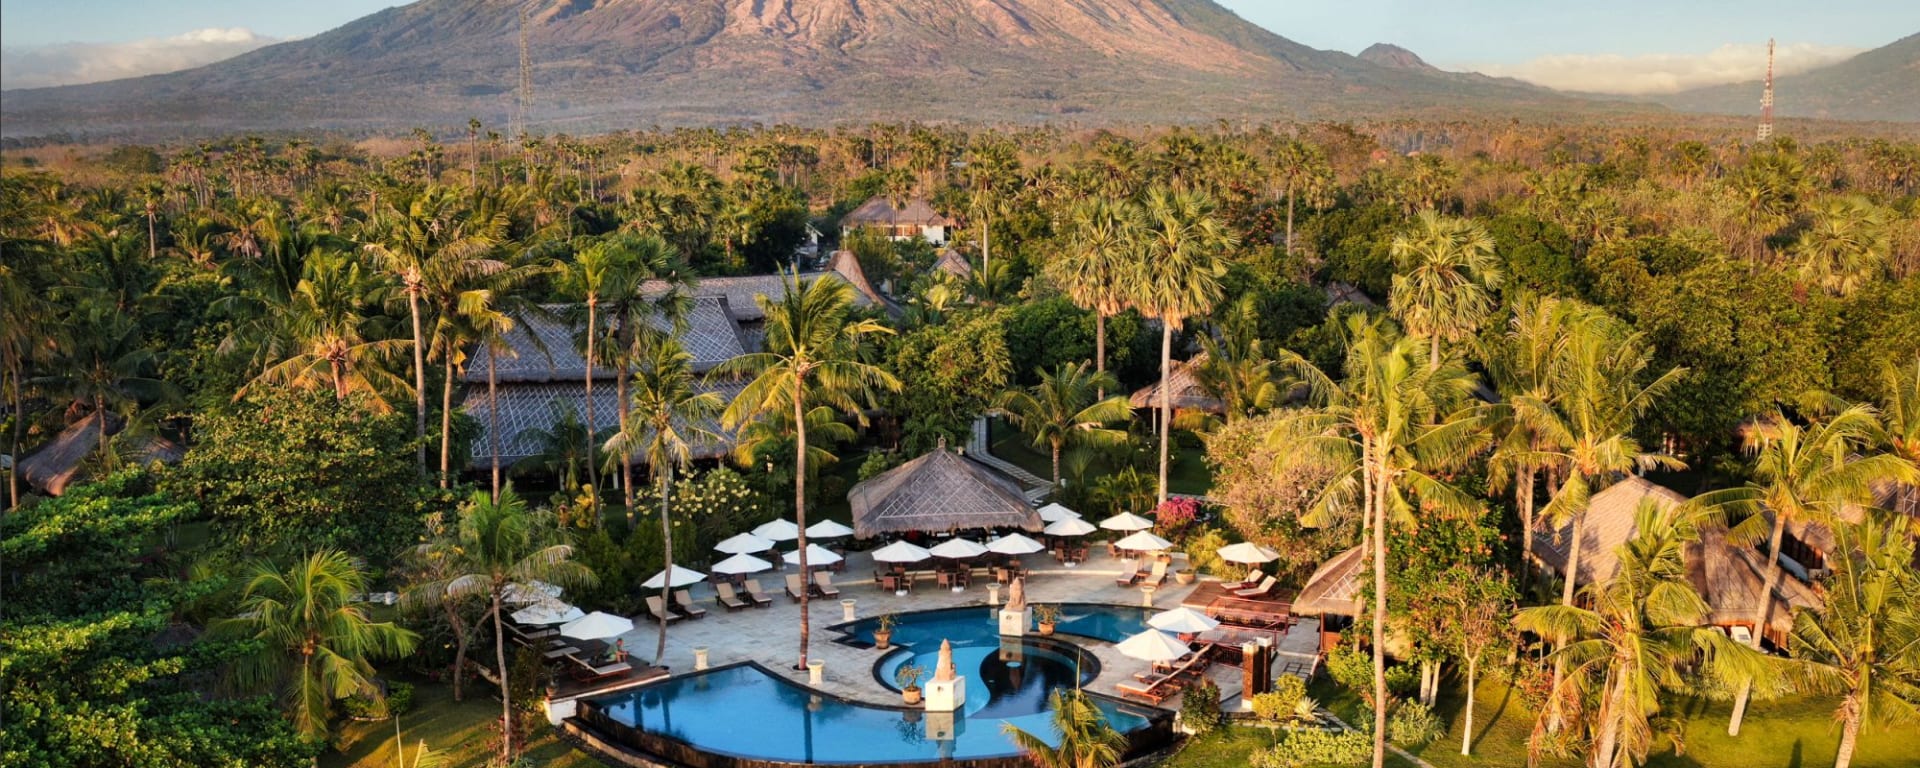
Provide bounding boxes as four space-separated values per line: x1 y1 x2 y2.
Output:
878 572 914 593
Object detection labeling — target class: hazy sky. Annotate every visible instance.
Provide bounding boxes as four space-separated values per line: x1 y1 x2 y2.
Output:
2 0 1915 91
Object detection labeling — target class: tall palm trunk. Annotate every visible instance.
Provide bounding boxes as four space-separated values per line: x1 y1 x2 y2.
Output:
492 594 513 762
656 462 674 663
1094 312 1107 399
445 600 470 701
1728 510 1790 735
793 373 812 670
1547 504 1587 734
8 356 23 509
584 301 600 503
1369 458 1390 768
1285 184 1296 257
407 283 428 475
1429 334 1443 372
1834 694 1863 768
1156 321 1174 505
1518 469 1536 594
1461 653 1479 756
147 209 158 261
488 351 501 501
441 359 456 488
1051 441 1063 487
980 210 991 276
618 372 634 515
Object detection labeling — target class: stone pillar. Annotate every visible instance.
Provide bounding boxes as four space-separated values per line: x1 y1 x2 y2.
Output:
841 599 857 622
694 646 710 671
808 660 824 685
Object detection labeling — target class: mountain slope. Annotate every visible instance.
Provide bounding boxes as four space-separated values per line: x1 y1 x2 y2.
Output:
1650 33 1920 123
0 0 1614 138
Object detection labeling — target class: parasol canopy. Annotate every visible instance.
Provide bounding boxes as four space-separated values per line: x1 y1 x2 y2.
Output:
986 533 1046 555
710 553 775 575
641 565 707 589
1098 511 1155 531
559 611 633 641
805 520 856 539
1115 628 1192 662
714 532 776 554
1149 606 1222 634
1043 517 1098 537
783 543 844 567
929 538 990 559
871 540 935 563
511 602 583 626
1113 530 1174 552
1216 542 1282 564
1036 502 1081 523
752 519 802 541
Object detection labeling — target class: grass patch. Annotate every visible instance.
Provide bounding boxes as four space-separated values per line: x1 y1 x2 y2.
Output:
321 681 597 768
987 417 1212 496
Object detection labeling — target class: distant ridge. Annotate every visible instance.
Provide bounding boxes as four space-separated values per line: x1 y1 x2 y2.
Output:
1649 33 1920 123
1358 43 1438 72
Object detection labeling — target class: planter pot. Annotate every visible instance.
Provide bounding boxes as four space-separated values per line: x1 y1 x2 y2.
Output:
903 688 923 705
874 630 892 650
1175 572 1196 585
1038 622 1056 636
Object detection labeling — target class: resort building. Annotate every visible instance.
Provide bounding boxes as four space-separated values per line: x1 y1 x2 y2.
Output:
1128 353 1226 418
848 441 1042 539
840 196 954 245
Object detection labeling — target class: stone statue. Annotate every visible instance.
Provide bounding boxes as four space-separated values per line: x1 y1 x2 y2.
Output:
1005 576 1026 612
934 639 956 682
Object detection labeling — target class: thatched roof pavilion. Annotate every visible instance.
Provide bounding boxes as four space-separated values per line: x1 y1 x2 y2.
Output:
1292 545 1363 617
848 441 1040 538
932 249 972 280
17 411 183 496
1128 353 1225 414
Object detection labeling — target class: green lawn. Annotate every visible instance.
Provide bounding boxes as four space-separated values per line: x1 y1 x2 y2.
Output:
322 682 597 768
987 417 1213 496
1165 675 1920 768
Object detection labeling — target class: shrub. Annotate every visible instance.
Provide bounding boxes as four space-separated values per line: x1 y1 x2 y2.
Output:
1388 701 1441 746
1384 665 1419 699
338 681 412 720
1325 645 1371 695
1180 679 1222 734
1250 676 1308 722
1250 728 1371 768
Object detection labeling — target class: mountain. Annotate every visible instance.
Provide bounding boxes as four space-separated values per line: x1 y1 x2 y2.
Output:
1650 33 1920 123
1357 43 1437 72
0 0 1614 139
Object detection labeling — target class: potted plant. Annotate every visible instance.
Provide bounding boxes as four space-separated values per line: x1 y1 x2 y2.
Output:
896 662 927 705
1033 604 1061 636
874 614 898 650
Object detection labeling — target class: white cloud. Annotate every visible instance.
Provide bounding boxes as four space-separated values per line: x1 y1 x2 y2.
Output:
1 28 280 90
1465 42 1865 95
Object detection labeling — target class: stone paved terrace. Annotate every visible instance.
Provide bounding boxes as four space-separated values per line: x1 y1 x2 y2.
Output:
549 547 1322 721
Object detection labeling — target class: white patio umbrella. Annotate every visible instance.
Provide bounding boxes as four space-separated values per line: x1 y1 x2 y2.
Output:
559 611 634 641
805 519 855 539
752 519 801 541
511 602 584 626
710 553 774 576
783 543 844 567
1216 542 1282 564
641 565 707 589
501 580 561 605
986 533 1046 556
1036 502 1081 523
1149 606 1222 634
1113 530 1174 552
714 532 776 555
1115 628 1192 662
1098 511 1155 531
929 538 989 559
1043 517 1098 537
871 540 935 564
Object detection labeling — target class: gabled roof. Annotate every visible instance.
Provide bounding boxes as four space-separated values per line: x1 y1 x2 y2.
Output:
932 249 972 279
840 196 952 228
17 412 183 496
848 443 1040 538
1128 353 1225 413
461 379 744 465
1293 545 1364 617
464 297 746 384
642 258 886 324
1532 476 1688 584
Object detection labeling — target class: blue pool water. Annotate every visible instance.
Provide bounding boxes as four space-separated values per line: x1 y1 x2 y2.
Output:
837 603 1156 647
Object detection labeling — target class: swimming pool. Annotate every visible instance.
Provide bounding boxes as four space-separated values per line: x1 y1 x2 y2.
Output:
835 602 1157 647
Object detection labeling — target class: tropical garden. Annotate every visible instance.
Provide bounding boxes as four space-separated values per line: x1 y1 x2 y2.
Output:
2 120 1918 768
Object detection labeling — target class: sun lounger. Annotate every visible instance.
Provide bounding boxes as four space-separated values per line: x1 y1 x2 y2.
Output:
784 573 808 602
509 623 559 641
1114 559 1142 586
812 571 842 598
673 589 708 619
1222 567 1262 590
1140 560 1168 588
1233 575 1277 599
543 644 582 660
645 595 684 624
743 579 775 607
567 654 633 682
714 582 750 611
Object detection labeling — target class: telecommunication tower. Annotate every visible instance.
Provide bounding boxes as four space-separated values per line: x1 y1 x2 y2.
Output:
1756 38 1775 142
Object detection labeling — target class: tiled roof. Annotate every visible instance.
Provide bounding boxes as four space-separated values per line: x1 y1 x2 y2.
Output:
461 379 745 465
848 444 1040 538
463 297 746 383
642 262 882 323
840 196 952 228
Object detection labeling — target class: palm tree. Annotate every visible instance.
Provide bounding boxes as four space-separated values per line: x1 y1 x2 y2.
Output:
513 400 609 494
581 234 690 513
1045 198 1140 397
995 362 1132 486
1002 688 1127 768
1515 502 1769 768
1695 405 1918 735
1134 186 1235 504
1784 518 1920 768
1795 196 1890 296
246 250 409 406
1388 211 1503 370
458 263 547 500
1875 357 1920 519
1483 297 1580 595
1270 139 1333 256
34 303 173 465
363 186 508 477
416 487 594 763
964 139 1020 275
0 258 45 510
605 334 724 663
215 550 420 741
720 270 898 670
1266 314 1486 768
1194 294 1288 424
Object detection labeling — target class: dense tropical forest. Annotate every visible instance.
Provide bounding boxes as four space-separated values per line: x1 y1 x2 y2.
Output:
2 120 1918 768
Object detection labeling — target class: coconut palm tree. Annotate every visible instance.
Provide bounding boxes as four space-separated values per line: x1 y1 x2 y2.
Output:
1694 405 1918 735
1043 197 1139 396
964 139 1020 275
246 250 409 407
720 269 898 671
1795 196 1891 297
215 550 420 742
605 333 724 663
1194 294 1290 425
513 400 609 494
1784 517 1920 768
995 361 1132 486
1133 186 1235 505
1483 297 1581 595
1002 688 1127 768
1270 139 1333 256
1875 357 1920 519
0 258 46 510
591 235 692 513
1388 211 1503 370
34 303 174 465
416 487 594 763
1515 502 1769 768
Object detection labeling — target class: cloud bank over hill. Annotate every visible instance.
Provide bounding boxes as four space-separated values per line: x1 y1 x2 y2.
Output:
1 28 279 90
1467 41 1864 94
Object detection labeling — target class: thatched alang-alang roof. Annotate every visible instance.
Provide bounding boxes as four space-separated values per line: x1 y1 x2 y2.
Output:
17 411 183 496
1292 545 1363 617
1532 476 1689 585
848 441 1040 538
1128 353 1225 414
841 196 952 228
932 249 972 279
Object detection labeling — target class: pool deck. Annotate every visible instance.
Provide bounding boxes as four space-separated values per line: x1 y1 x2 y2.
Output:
553 548 1322 720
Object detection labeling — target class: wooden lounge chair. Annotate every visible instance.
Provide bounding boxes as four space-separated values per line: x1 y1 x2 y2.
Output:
812 571 842 598
673 589 708 619
567 654 633 682
645 595 684 624
509 623 559 642
542 644 582 661
1114 559 1142 587
784 573 808 602
714 582 750 612
743 579 775 607
1233 575 1277 599
1222 567 1262 590
1140 560 1168 588
1115 673 1187 705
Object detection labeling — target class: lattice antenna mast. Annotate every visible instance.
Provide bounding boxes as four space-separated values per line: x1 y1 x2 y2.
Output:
1756 38 1775 142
